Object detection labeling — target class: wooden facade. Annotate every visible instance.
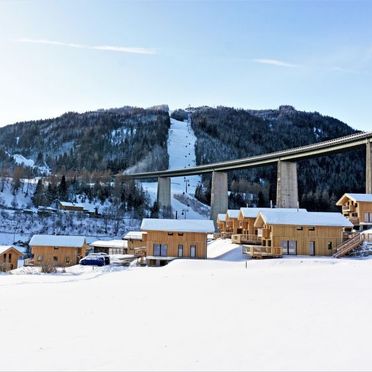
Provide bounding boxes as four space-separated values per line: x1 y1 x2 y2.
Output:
336 193 372 228
0 246 22 272
216 214 226 234
254 214 346 256
31 244 88 267
225 210 240 235
123 232 147 255
144 230 208 266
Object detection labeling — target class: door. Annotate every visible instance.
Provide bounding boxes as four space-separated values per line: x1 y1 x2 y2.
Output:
288 240 297 255
190 245 196 258
309 241 315 256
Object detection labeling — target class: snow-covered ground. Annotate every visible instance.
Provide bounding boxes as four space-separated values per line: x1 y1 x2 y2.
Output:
1 240 372 371
142 118 209 219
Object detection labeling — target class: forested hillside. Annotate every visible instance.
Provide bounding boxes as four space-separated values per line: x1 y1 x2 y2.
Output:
190 105 365 211
0 106 170 175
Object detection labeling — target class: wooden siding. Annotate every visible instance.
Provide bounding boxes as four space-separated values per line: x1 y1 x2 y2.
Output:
0 248 22 271
261 224 344 256
145 231 208 258
338 197 372 226
31 244 88 267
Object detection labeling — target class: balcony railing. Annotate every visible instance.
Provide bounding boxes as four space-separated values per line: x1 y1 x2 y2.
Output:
231 234 260 244
242 245 282 258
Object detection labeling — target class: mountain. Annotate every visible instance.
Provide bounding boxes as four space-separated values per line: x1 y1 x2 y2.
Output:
188 105 365 210
0 104 365 212
0 106 170 176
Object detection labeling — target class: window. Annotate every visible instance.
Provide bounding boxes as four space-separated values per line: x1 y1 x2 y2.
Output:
267 240 272 247
327 241 333 250
65 257 70 264
153 244 167 257
178 233 184 236
309 241 315 256
296 226 303 231
153 244 161 256
308 227 315 231
37 255 43 261
178 245 184 257
54 246 59 250
53 256 58 262
8 253 12 261
3 253 6 262
167 232 174 236
281 240 297 255
190 245 196 258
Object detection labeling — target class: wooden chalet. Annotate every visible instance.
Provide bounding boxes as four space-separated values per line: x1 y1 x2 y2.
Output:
225 210 240 235
29 235 88 267
336 193 372 230
123 231 147 256
216 213 227 236
246 211 353 258
0 245 23 272
58 201 97 215
90 240 127 255
140 218 215 266
234 207 307 244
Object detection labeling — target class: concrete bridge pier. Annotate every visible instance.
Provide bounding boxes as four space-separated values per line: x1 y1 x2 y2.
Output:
157 177 172 218
367 140 372 194
210 171 228 223
276 160 299 208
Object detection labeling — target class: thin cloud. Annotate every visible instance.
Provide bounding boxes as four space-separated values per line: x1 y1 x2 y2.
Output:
15 38 156 55
253 58 298 68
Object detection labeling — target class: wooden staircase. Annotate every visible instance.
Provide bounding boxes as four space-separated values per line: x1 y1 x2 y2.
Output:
333 233 364 258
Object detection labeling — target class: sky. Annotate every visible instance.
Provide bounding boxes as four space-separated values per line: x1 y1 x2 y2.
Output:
0 0 371 131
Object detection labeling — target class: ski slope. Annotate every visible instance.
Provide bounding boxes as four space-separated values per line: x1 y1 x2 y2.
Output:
142 118 209 219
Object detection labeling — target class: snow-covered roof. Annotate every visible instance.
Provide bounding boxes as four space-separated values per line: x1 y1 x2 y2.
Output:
257 211 353 227
90 240 128 248
29 235 86 248
141 218 215 233
0 245 22 255
240 207 307 218
226 210 240 219
217 214 226 222
123 231 147 240
336 193 372 205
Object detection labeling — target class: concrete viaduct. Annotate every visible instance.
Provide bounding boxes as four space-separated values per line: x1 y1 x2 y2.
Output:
123 132 372 221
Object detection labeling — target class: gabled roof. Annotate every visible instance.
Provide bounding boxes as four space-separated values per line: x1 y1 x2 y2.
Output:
336 193 372 205
141 218 215 233
123 231 147 240
0 245 22 255
226 210 240 219
217 213 226 222
240 207 307 218
29 235 86 248
90 240 128 248
256 211 353 227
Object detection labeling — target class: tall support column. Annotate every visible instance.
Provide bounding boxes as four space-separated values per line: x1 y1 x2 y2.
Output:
276 160 298 208
367 140 372 194
210 171 228 223
157 177 172 218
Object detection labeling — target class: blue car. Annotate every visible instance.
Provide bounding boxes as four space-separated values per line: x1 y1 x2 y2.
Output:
79 256 105 266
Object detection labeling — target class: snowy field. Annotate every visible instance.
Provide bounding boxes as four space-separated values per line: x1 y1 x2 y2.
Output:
1 240 372 371
142 118 209 219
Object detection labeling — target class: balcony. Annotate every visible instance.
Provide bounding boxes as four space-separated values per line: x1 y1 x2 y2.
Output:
343 205 356 213
242 245 282 259
257 228 271 239
231 234 260 245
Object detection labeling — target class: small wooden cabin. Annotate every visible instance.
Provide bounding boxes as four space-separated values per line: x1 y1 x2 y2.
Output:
141 218 215 266
336 193 372 230
29 235 88 267
238 207 307 235
252 211 353 257
0 245 23 272
216 213 227 234
90 240 127 255
123 231 147 256
59 201 85 212
226 210 240 234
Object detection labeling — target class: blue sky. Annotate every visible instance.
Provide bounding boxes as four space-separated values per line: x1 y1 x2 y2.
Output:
0 0 371 131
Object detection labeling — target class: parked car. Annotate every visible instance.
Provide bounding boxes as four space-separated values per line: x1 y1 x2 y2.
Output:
79 256 105 266
89 252 110 265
